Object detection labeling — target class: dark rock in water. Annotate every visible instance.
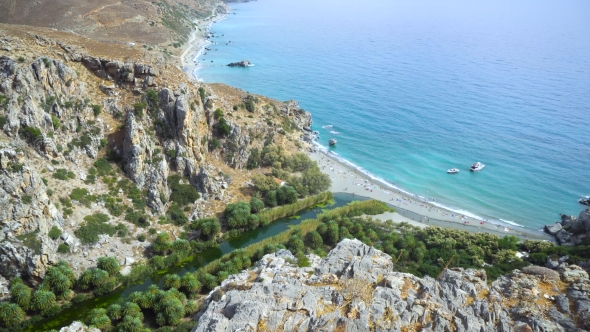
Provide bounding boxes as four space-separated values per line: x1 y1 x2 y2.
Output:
227 60 251 67
545 208 590 246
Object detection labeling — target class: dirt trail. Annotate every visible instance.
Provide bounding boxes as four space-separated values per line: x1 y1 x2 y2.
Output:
82 2 122 18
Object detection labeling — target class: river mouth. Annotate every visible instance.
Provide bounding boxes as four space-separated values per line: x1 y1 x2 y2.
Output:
32 193 361 331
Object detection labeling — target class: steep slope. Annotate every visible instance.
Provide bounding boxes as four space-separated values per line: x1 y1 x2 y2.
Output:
0 0 227 52
0 24 312 285
195 239 590 332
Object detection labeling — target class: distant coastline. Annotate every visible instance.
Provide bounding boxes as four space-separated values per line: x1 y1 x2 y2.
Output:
181 0 582 238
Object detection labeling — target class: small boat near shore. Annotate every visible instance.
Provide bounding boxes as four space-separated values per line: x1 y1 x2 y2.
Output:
447 168 459 174
580 196 590 206
470 162 485 172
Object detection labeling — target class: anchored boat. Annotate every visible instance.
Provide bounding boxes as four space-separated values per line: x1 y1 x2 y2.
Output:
470 162 485 172
447 168 459 174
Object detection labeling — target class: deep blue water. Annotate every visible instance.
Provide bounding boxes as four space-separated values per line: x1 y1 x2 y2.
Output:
194 0 590 229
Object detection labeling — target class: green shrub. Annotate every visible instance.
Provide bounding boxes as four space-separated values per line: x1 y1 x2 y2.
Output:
209 138 220 150
18 57 25 63
125 210 150 227
264 190 278 207
191 218 221 240
167 204 188 226
137 234 147 242
246 148 261 170
53 169 76 180
89 104 101 117
19 126 42 142
146 89 159 107
22 195 32 204
75 213 116 244
51 115 60 129
10 283 31 310
0 115 7 128
214 108 223 119
93 158 112 176
217 117 230 136
168 174 199 206
42 57 52 68
277 185 298 205
245 94 255 113
48 226 62 240
0 302 25 327
70 187 95 207
224 201 251 229
134 102 146 118
97 257 120 276
250 197 265 213
57 244 70 254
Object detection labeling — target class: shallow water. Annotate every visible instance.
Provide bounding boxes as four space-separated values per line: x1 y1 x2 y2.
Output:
196 0 590 229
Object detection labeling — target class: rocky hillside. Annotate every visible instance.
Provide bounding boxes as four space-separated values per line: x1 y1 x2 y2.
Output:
0 0 227 55
0 24 312 291
195 239 590 332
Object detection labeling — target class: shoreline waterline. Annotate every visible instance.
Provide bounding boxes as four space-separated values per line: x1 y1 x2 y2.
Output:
183 3 553 241
309 146 551 241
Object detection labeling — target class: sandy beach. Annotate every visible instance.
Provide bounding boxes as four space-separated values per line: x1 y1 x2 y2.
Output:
309 149 551 241
180 8 228 81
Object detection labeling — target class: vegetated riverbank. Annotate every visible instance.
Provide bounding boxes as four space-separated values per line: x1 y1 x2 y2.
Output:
24 193 347 332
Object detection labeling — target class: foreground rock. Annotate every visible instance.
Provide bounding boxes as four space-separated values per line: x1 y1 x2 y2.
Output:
195 239 590 332
545 208 590 246
227 60 252 67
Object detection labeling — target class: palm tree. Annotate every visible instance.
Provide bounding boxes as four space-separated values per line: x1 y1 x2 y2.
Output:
121 302 143 320
31 290 56 311
78 269 94 289
107 303 122 321
163 274 181 290
181 274 201 293
117 315 143 332
97 257 120 276
90 314 111 330
46 269 72 294
10 283 31 309
185 300 200 314
0 302 25 327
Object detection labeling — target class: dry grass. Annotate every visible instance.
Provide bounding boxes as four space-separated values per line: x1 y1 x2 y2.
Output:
401 323 423 332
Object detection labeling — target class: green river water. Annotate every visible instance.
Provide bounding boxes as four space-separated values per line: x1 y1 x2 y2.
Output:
33 193 360 331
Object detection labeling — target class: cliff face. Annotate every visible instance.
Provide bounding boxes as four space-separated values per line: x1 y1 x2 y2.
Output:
195 239 590 332
0 25 312 283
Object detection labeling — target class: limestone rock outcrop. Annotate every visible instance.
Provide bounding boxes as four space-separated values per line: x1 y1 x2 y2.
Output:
545 208 590 246
195 238 590 332
0 149 63 282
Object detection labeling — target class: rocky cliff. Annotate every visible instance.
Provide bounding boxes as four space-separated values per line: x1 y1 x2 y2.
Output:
545 208 590 246
195 239 590 332
0 25 312 284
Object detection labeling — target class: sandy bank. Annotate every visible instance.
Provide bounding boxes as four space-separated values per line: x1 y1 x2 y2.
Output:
309 150 551 241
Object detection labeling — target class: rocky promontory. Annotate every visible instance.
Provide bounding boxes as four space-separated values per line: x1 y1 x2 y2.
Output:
195 239 590 332
227 60 252 67
545 208 590 246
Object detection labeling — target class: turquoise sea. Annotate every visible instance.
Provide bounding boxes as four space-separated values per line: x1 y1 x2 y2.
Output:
194 0 590 230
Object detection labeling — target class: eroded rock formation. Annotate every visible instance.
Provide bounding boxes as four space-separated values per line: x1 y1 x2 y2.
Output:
195 239 590 332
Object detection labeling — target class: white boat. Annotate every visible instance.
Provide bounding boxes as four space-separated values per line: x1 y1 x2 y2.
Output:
329 139 337 146
470 162 485 172
580 196 590 206
447 168 459 174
